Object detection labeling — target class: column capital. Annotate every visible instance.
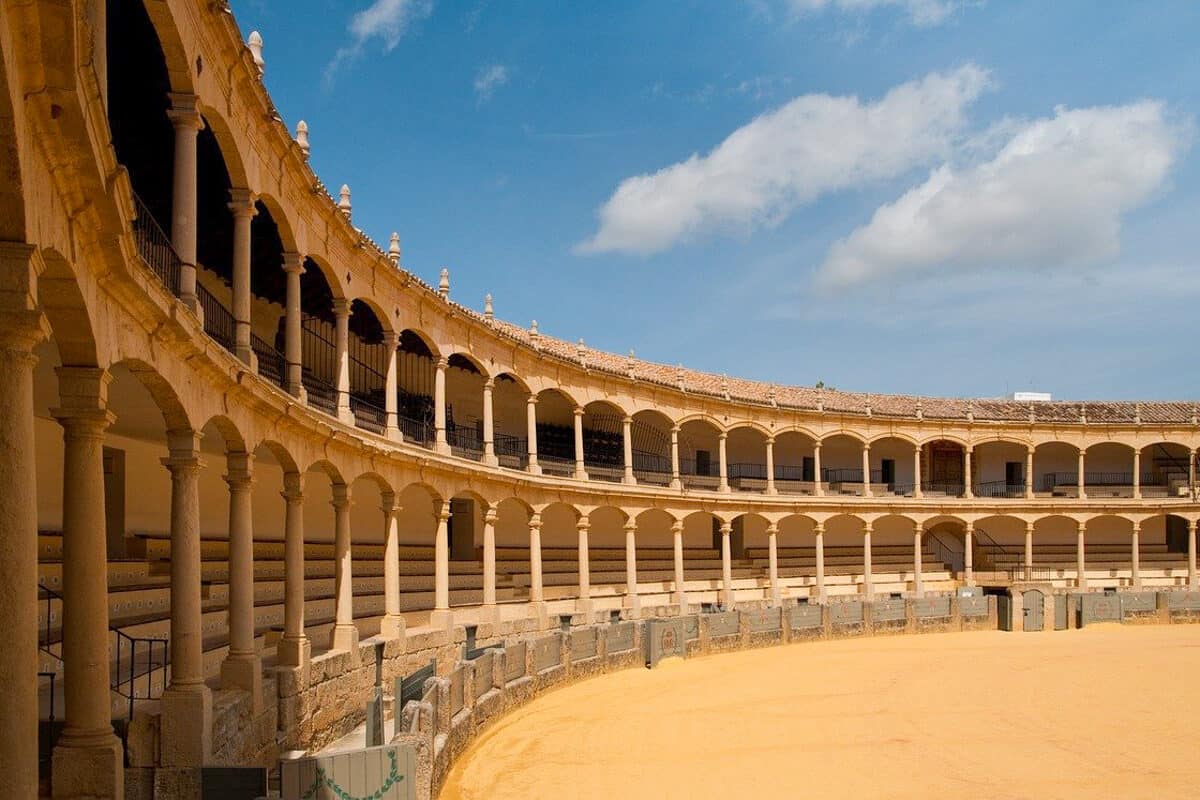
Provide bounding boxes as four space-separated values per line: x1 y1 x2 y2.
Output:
281 471 304 502
813 441 822 450
382 330 400 349
528 512 542 529
527 395 538 407
227 188 259 217
161 452 203 475
670 425 680 435
573 406 584 417
380 490 398 515
281 252 305 274
1131 521 1141 533
435 356 449 371
766 523 778 534
438 507 451 523
964 520 975 533
484 507 498 524
719 522 732 534
1077 521 1087 533
224 450 254 489
765 435 776 445
862 522 873 534
624 520 637 533
167 93 203 130
718 431 728 441
483 376 495 390
576 518 590 532
330 483 350 509
1026 520 1036 533
1188 519 1198 532
670 519 684 534
914 522 924 533
52 406 116 438
332 297 352 318
622 416 633 426
813 523 825 535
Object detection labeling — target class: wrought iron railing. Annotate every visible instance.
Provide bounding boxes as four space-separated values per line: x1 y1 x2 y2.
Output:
399 414 433 447
195 282 236 353
38 583 61 662
112 629 169 721
632 450 670 474
973 480 1026 498
494 433 527 468
302 371 338 415
1039 472 1153 491
350 395 387 435
920 480 965 496
251 333 286 388
131 192 181 296
447 425 483 458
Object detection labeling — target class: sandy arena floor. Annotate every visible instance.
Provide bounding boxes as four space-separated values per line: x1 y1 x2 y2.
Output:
438 626 1200 800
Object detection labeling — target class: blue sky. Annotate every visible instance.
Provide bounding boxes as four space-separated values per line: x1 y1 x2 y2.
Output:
230 0 1200 400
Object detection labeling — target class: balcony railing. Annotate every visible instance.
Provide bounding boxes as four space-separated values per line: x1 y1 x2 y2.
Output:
350 395 386 435
195 282 236 353
494 434 528 469
302 372 338 416
973 480 1026 498
251 333 286 389
399 414 433 447
447 426 483 460
132 193 181 296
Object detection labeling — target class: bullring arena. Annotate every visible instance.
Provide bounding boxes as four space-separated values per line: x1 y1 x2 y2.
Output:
1 2 1199 799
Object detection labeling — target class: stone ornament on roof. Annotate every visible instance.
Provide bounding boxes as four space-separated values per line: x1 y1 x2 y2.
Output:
438 268 449 300
248 30 264 75
338 184 352 218
296 120 309 159
483 293 494 322
388 232 400 264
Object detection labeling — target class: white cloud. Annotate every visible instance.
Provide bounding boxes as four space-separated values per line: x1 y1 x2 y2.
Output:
788 0 965 27
325 0 433 85
816 101 1191 289
577 64 991 255
473 64 510 103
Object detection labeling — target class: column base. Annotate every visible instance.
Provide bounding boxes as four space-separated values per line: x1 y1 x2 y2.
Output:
219 652 263 714
234 344 255 369
379 614 406 640
528 601 550 630
482 454 499 467
622 594 642 618
434 441 451 456
672 591 688 614
669 478 681 490
574 469 588 481
766 486 778 496
527 463 542 475
429 608 454 630
337 407 355 426
719 484 731 493
276 634 311 668
51 731 124 800
159 685 213 767
622 475 636 486
386 425 402 442
330 623 360 653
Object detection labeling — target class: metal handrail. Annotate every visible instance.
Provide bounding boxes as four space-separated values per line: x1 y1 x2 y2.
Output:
251 332 286 388
973 480 1026 498
196 281 236 353
398 413 433 446
112 629 169 721
350 395 387 434
131 192 181 296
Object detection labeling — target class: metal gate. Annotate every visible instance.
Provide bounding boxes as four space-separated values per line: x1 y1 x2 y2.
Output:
998 592 1013 631
1022 589 1044 631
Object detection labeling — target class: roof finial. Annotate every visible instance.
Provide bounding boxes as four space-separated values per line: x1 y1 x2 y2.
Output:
529 319 539 341
1192 403 1198 425
721 375 730 401
483 293 494 321
816 389 824 413
1079 403 1087 424
626 350 637 379
1133 402 1141 425
338 184 352 218
248 31 265 76
296 120 310 159
676 364 686 392
915 400 923 420
1028 403 1036 423
966 400 974 423
387 231 401 264
768 385 777 408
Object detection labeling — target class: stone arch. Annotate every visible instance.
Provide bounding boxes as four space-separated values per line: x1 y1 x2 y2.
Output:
38 247 99 368
0 51 25 240
350 470 394 497
199 413 247 453
254 193 300 254
137 0 197 94
110 357 192 433
195 101 252 190
304 457 346 487
251 437 300 475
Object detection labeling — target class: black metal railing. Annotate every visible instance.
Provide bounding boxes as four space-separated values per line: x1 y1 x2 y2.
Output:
195 282 236 353
131 193 181 296
920 480 965 496
112 629 169 722
728 462 767 480
632 450 670 474
447 425 483 458
251 333 286 388
38 584 61 662
494 433 528 468
350 395 387 434
398 658 436 709
302 371 338 415
399 414 434 447
973 480 1026 498
1039 472 1154 491
38 671 58 778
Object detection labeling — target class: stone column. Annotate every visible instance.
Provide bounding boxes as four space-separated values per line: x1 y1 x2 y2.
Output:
861 521 874 597
282 252 305 398
383 332 400 440
0 287 45 800
229 189 257 365
481 379 496 465
861 443 872 497
1132 449 1141 499
767 523 781 606
334 299 352 422
160 430 212 767
964 522 975 587
330 484 358 652
526 396 540 474
168 93 202 311
720 522 733 608
814 523 827 603
1024 522 1034 581
624 520 640 616
380 492 405 639
529 513 545 606
577 517 592 615
1130 522 1141 590
912 523 924 598
573 407 586 479
431 506 452 627
1025 447 1035 498
1076 521 1087 589
622 416 636 484
278 472 309 667
964 447 974 498
434 357 449 453
1078 449 1087 499
1188 519 1197 589
482 508 498 612
718 432 730 492
51 368 123 797
912 445 923 498
813 443 824 497
669 426 681 489
765 437 777 495
672 520 687 610
220 450 260 708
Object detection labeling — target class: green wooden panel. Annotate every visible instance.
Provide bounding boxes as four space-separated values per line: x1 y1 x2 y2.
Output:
570 627 598 661
706 610 740 638
831 601 863 625
960 595 989 618
1080 593 1121 624
743 607 781 633
872 598 906 622
913 596 951 618
789 604 822 629
504 642 526 682
606 621 635 653
646 619 688 667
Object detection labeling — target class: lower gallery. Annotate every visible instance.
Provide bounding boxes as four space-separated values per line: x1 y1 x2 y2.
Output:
2 1 1199 798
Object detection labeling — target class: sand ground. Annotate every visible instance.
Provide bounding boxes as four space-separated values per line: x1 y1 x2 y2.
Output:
438 626 1200 800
